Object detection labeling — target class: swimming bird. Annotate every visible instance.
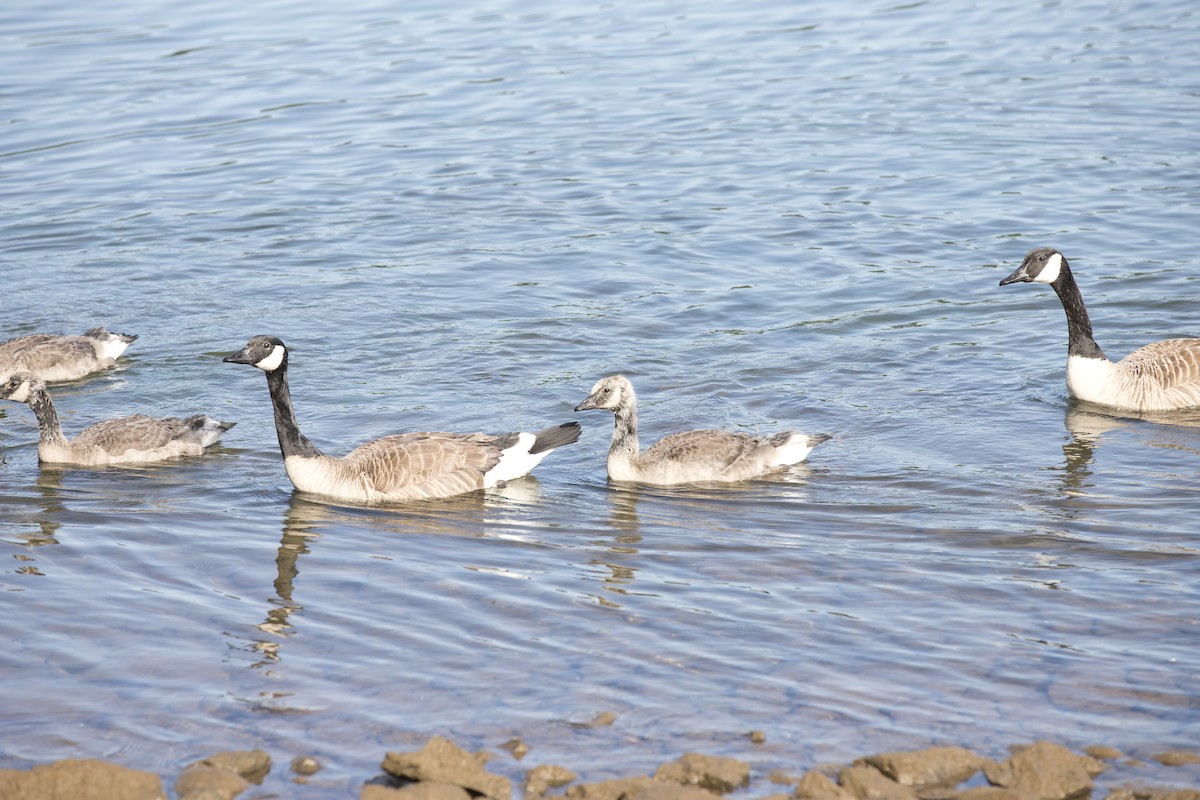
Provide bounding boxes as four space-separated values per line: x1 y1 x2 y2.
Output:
0 373 235 466
574 374 830 485
1000 247 1200 412
222 335 581 504
0 327 137 383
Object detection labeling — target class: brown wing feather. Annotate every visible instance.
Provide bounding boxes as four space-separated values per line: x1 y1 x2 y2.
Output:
72 414 192 455
340 432 501 498
642 429 760 470
1 337 97 373
1120 338 1200 390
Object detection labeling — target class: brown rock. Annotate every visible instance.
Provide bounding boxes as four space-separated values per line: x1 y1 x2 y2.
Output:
653 753 750 794
192 750 272 784
629 784 723 800
291 755 321 776
857 747 987 788
982 741 1096 800
793 769 853 800
837 765 918 800
525 765 578 800
174 765 249 800
1151 751 1200 767
502 738 530 760
381 736 511 800
951 788 1037 800
1105 791 1200 800
0 759 166 800
565 776 654 800
1082 745 1123 762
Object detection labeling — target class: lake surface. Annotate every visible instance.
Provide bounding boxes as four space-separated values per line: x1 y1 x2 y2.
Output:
2 0 1198 795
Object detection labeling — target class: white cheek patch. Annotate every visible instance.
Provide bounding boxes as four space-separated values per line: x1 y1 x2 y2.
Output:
1034 252 1063 284
255 344 285 372
8 382 31 403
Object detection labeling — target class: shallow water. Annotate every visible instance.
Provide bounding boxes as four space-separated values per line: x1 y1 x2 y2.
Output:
2 0 1199 795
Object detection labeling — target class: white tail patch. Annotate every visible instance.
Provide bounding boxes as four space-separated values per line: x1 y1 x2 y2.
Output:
484 432 548 486
766 433 816 467
95 335 132 361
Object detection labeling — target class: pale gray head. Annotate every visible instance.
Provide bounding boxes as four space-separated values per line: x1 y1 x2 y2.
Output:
575 374 635 414
223 335 288 372
0 373 40 404
1000 247 1067 287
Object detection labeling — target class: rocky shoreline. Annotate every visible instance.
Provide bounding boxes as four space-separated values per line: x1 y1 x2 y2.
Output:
1 736 1196 800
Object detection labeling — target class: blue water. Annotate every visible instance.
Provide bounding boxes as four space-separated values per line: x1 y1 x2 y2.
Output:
2 0 1199 795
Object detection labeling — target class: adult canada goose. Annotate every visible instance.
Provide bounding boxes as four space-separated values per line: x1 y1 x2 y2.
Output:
574 374 830 485
1000 247 1200 412
0 373 235 466
223 335 581 504
0 327 137 383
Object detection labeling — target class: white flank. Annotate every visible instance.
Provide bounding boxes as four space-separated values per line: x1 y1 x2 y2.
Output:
95 335 131 361
766 433 814 467
484 432 546 486
1065 355 1119 404
1034 252 1063 284
256 344 286 372
284 454 341 495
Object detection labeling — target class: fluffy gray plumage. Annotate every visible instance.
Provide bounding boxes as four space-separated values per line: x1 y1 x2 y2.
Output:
0 327 137 383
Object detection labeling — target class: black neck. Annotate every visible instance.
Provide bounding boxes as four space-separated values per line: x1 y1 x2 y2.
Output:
1052 266 1106 360
611 403 640 459
265 366 322 459
27 385 68 448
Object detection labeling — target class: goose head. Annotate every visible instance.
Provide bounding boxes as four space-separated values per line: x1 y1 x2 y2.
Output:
1000 247 1067 287
224 335 288 372
575 374 635 414
0 373 40 404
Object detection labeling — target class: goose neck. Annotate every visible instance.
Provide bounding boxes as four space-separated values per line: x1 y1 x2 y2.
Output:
27 384 68 449
265 366 322 459
610 402 640 463
1053 268 1106 360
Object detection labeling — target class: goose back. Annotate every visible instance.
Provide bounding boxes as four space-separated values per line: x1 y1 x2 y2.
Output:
0 327 137 383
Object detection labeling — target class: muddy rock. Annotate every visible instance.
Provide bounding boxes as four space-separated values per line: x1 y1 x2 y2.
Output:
982 741 1099 800
362 780 475 800
856 747 988 788
1151 751 1200 767
949 788 1037 800
192 749 272 783
503 738 531 761
793 769 853 800
0 759 165 800
291 755 322 776
174 765 249 800
1082 746 1124 762
629 783 724 800
382 736 511 800
1105 789 1200 800
653 753 750 794
565 776 655 800
837 764 918 800
525 764 578 800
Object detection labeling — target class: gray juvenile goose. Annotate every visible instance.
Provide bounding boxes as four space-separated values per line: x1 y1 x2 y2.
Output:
0 327 137 383
575 374 830 485
223 335 581 504
1000 247 1200 412
0 373 235 466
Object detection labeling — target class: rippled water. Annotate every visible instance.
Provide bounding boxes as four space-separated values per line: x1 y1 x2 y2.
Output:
2 0 1199 795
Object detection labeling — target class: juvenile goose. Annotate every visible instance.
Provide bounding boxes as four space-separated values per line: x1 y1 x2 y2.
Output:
1000 247 1200 412
0 373 235 466
575 374 830 485
223 335 581 504
0 327 137 383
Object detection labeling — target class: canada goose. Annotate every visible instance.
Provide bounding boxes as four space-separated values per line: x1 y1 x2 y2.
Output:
574 374 830 485
0 327 137 383
0 373 235 466
1000 247 1200 412
222 335 581 504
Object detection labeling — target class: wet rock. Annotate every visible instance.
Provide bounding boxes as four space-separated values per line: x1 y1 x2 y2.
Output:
173 765 248 800
564 776 654 800
381 736 511 800
653 753 750 794
503 738 531 760
291 755 322 776
1082 746 1123 762
837 764 918 800
0 759 165 800
525 764 577 800
1150 751 1200 767
949 788 1037 800
628 784 723 800
361 781 475 800
982 741 1098 800
749 731 767 744
1105 790 1200 800
857 747 987 788
191 749 272 784
793 769 853 800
